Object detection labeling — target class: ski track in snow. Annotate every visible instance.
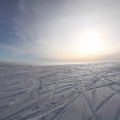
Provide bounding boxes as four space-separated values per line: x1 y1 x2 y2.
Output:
0 62 120 120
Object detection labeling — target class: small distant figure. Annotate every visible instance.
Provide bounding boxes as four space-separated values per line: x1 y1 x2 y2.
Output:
30 65 32 67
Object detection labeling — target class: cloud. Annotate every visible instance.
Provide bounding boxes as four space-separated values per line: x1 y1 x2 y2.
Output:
9 0 67 60
9 0 50 59
1 0 120 62
18 0 26 11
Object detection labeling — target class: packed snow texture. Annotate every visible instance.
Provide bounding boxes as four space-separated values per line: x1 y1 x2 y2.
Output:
0 62 120 120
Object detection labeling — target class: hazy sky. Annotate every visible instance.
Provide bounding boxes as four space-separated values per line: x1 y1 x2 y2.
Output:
0 0 120 63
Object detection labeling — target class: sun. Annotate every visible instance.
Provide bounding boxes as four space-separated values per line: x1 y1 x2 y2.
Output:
79 31 103 55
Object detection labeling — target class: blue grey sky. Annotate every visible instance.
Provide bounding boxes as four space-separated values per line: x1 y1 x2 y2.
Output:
0 0 120 63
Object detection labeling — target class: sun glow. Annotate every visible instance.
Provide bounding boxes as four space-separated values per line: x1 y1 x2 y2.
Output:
79 31 103 55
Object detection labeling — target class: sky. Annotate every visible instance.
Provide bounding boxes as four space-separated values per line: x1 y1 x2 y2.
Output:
0 0 120 64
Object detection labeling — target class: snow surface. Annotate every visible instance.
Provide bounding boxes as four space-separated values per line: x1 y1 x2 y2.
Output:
0 62 120 120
